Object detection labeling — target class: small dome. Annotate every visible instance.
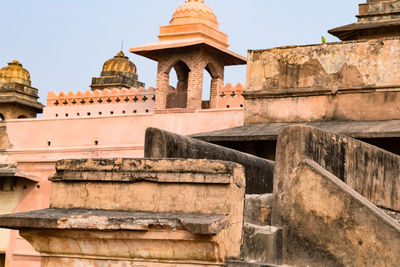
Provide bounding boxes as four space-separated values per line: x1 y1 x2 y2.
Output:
171 0 218 29
0 60 31 86
102 51 137 74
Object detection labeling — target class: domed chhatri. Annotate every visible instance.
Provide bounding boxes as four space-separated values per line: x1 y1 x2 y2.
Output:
90 51 144 91
131 0 248 59
102 51 137 74
130 0 246 111
0 60 43 120
171 0 218 29
0 60 31 86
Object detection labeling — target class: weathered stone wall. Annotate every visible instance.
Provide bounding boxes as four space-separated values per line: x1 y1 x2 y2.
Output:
0 158 246 266
272 125 400 266
245 38 400 123
144 127 275 194
359 0 400 22
274 125 399 213
276 158 400 266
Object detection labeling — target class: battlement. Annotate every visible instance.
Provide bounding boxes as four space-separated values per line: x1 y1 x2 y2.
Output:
43 87 156 118
47 87 155 107
216 83 245 109
43 83 244 119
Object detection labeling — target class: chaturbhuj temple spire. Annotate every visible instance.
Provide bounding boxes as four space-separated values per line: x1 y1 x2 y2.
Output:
329 0 400 41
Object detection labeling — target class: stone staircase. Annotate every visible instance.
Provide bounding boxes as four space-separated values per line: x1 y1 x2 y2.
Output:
225 194 288 267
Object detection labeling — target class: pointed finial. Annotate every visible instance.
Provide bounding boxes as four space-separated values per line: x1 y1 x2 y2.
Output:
9 60 22 67
121 39 124 51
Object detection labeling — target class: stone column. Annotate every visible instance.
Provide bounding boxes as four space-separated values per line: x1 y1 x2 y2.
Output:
209 77 223 109
186 66 203 110
155 63 169 110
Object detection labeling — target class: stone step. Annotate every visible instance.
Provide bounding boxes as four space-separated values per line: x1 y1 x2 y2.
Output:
244 194 273 226
240 223 283 265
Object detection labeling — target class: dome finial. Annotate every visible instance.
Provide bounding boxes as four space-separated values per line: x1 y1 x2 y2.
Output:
9 60 22 67
115 50 127 58
186 0 204 3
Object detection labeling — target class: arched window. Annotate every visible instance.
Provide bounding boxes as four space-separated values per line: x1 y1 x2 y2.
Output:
17 115 28 119
201 67 213 109
202 63 220 110
0 113 4 121
166 60 190 108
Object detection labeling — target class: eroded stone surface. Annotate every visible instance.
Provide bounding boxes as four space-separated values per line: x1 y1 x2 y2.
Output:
0 157 245 265
145 127 274 194
240 223 283 265
273 125 400 266
277 159 400 266
21 229 223 265
273 125 400 214
244 194 273 225
0 208 228 235
245 38 400 123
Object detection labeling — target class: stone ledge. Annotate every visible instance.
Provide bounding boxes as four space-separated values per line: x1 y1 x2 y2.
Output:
51 158 243 186
0 208 228 235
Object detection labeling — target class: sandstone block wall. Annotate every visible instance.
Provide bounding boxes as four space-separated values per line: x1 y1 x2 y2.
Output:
245 38 400 123
144 127 274 194
278 158 400 266
272 125 400 266
0 158 246 266
274 125 399 214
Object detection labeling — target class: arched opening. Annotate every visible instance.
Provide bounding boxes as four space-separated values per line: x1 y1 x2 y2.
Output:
17 115 28 119
0 113 4 122
166 60 190 109
202 63 221 110
201 67 213 109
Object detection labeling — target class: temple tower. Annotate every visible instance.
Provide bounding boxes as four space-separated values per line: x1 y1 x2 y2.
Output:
130 0 246 110
329 0 400 40
0 60 43 120
90 51 145 91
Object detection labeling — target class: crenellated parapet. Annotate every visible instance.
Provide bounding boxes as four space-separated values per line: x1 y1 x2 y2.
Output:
43 87 156 118
47 87 155 107
43 83 243 119
216 83 245 109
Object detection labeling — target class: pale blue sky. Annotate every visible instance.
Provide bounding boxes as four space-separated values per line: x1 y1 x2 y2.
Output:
0 0 361 103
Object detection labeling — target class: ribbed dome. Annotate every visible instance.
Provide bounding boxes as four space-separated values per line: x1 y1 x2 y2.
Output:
102 51 137 74
170 0 218 29
0 60 31 86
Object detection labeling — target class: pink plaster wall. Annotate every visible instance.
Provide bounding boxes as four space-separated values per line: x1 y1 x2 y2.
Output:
3 108 244 267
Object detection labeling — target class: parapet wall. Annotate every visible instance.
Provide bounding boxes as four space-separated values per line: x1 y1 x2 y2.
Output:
216 83 244 109
274 125 400 218
44 87 155 118
47 87 155 107
44 83 244 118
273 125 400 265
144 127 274 194
245 38 400 123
